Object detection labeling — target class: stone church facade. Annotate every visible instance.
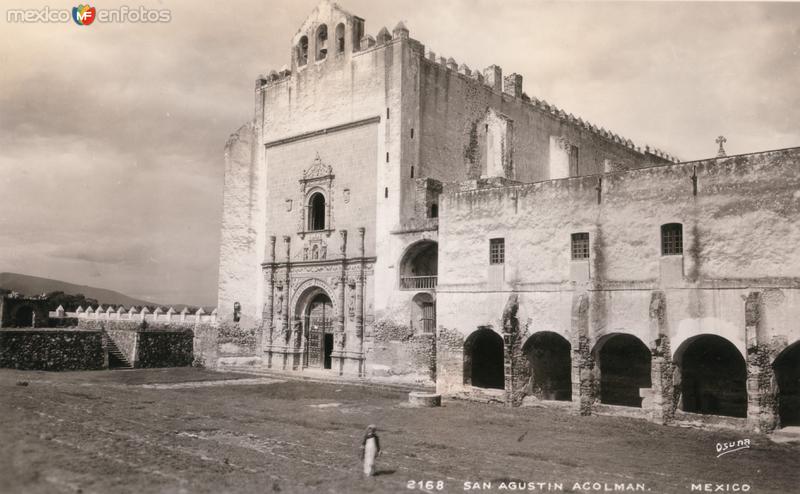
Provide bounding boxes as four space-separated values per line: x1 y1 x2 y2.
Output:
216 1 800 432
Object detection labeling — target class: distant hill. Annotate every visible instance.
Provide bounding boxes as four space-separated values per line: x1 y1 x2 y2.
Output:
0 272 187 310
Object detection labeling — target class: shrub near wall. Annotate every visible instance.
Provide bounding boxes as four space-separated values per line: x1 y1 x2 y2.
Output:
0 329 105 371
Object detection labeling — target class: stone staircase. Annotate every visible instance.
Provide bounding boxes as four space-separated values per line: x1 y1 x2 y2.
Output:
770 426 800 444
102 332 133 369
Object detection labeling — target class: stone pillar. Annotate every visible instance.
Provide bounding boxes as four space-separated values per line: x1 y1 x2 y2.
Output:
501 294 520 407
281 235 291 370
356 227 366 376
291 317 303 370
333 230 348 375
571 293 595 415
744 291 776 432
264 236 277 367
648 291 674 425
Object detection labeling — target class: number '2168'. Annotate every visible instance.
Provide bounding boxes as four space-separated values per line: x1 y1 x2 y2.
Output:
407 480 445 490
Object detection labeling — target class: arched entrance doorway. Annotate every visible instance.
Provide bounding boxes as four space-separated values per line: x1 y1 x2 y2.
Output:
464 328 504 389
774 342 800 426
523 332 572 401
14 305 35 327
596 334 651 407
676 335 747 418
304 293 334 370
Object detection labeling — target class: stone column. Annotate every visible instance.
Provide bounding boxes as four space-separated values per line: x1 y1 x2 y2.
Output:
264 236 277 366
502 294 521 407
571 293 595 415
648 291 674 425
356 227 366 376
745 291 776 432
333 230 348 375
281 235 291 370
291 317 303 370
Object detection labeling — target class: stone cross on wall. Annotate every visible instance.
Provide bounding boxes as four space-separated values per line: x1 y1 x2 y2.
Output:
716 135 727 157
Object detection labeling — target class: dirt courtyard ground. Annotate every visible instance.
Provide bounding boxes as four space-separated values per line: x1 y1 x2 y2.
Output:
0 368 797 494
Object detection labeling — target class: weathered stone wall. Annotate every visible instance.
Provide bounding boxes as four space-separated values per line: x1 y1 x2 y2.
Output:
416 57 669 185
0 329 106 371
78 318 212 369
217 322 259 357
218 121 261 327
370 319 435 382
136 331 193 368
263 123 379 260
437 148 800 430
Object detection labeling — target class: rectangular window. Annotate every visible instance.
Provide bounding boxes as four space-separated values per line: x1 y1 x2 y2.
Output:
410 128 414 139
661 223 683 255
410 166 414 178
489 238 505 265
386 152 389 163
386 108 390 119
571 232 590 260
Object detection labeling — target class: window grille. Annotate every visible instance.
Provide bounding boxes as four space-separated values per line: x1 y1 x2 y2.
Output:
661 223 683 255
571 232 590 260
489 238 505 265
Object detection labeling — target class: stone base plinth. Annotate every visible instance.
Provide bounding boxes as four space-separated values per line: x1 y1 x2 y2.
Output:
409 391 442 407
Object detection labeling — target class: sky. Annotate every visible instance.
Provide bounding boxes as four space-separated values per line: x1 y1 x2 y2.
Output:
0 1 798 307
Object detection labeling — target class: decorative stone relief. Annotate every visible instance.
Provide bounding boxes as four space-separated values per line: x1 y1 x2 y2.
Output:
302 237 328 261
298 153 336 238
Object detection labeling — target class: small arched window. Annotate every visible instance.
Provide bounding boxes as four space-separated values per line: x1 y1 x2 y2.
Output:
308 192 326 231
316 24 328 60
335 23 345 53
298 36 309 66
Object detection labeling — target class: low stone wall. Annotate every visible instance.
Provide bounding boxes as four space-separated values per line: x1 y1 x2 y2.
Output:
0 329 106 371
137 331 193 368
78 319 200 368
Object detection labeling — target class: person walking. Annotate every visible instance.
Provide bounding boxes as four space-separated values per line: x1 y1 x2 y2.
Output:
360 424 381 476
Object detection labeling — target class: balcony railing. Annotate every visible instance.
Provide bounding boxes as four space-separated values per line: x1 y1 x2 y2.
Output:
400 275 438 290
